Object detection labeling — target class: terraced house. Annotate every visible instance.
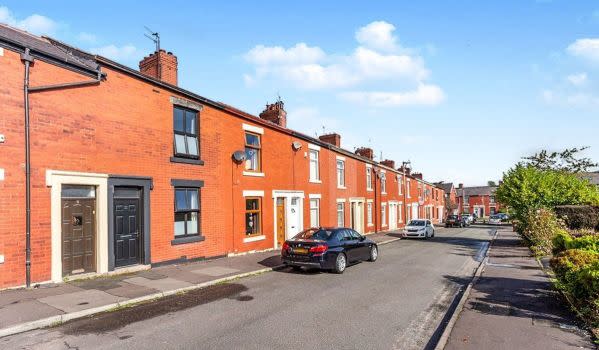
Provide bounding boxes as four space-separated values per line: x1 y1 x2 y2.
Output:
0 23 444 289
456 184 501 218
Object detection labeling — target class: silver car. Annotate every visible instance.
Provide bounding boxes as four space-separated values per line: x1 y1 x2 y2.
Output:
402 219 435 239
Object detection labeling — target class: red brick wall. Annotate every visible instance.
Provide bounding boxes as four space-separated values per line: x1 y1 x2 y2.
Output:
0 45 444 288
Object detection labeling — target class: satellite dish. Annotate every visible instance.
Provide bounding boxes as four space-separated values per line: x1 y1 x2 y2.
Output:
232 150 246 164
291 141 302 151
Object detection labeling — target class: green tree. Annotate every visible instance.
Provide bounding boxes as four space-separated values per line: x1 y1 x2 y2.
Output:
522 146 598 173
496 164 599 223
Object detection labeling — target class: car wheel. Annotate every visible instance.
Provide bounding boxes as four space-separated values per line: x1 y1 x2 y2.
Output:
333 253 347 274
291 265 302 272
368 245 378 262
424 231 429 240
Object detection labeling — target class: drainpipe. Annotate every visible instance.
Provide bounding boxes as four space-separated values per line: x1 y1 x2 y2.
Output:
20 48 103 288
21 48 33 288
373 168 378 233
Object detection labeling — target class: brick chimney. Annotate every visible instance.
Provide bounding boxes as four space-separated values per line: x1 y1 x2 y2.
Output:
380 159 395 169
398 165 411 175
355 147 374 159
412 172 423 180
319 133 341 147
139 49 178 85
458 183 463 189
259 100 287 128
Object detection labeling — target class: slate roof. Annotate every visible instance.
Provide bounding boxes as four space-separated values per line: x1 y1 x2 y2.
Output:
0 23 100 72
456 186 497 197
434 182 454 194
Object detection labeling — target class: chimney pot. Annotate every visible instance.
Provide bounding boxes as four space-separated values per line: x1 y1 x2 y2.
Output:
355 147 374 160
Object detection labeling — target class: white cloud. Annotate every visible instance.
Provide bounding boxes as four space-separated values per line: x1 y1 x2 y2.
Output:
0 6 58 35
77 32 97 44
542 89 599 107
355 21 399 52
566 73 587 86
338 84 445 107
89 44 139 61
567 38 599 62
242 21 442 107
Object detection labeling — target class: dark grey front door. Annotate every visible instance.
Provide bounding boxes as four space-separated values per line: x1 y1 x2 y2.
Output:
114 188 142 267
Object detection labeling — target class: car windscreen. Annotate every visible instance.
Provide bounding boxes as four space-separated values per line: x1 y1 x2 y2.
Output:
447 215 458 219
408 220 426 226
490 215 501 219
293 228 334 241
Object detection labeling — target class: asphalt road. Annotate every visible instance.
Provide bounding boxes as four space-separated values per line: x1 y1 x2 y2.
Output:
1 226 495 350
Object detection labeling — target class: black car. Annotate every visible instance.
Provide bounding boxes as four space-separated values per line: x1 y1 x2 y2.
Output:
281 227 378 274
445 214 464 228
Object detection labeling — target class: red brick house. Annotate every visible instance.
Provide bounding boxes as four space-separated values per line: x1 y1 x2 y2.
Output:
0 24 444 289
456 184 501 218
435 182 459 218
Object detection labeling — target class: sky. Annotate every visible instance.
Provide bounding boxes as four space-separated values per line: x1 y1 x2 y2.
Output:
1 1 598 186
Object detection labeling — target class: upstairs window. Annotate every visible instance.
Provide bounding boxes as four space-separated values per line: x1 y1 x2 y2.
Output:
366 167 373 190
174 106 199 158
245 132 261 172
398 176 402 195
337 160 345 187
309 150 320 181
406 179 411 198
381 173 387 193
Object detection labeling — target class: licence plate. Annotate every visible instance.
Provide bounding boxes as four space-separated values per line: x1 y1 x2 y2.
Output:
292 247 309 254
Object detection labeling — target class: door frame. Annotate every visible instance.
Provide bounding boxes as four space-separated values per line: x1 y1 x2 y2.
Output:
47 170 109 283
107 176 153 270
349 197 365 234
272 190 304 249
388 201 398 230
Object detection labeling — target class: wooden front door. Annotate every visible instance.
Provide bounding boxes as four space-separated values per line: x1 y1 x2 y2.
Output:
276 198 286 247
61 198 96 276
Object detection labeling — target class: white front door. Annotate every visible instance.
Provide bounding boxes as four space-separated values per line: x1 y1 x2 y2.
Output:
350 200 365 234
287 196 302 239
388 203 397 230
412 204 419 220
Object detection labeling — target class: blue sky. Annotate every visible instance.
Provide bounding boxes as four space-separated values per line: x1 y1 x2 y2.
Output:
2 1 599 185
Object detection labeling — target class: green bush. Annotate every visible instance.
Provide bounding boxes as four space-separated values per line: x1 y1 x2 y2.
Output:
551 249 599 277
522 208 568 256
553 231 599 255
552 231 574 255
554 205 599 231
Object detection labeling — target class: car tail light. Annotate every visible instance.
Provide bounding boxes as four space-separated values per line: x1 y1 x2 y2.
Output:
282 242 290 251
309 244 328 254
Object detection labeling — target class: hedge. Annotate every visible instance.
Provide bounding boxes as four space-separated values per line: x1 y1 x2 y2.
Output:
554 205 599 231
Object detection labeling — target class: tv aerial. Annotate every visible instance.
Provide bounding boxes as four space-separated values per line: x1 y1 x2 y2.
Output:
144 26 160 52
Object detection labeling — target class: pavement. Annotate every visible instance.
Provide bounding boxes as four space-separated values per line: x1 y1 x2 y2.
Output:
0 230 402 338
1 227 493 349
444 227 596 350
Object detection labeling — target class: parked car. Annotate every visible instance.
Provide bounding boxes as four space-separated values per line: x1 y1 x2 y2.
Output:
281 227 378 274
489 214 502 225
445 214 463 228
402 219 435 239
462 213 474 224
497 213 509 221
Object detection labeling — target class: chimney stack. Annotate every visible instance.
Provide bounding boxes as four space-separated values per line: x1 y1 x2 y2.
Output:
355 147 374 160
380 159 395 169
139 49 178 85
259 100 287 128
458 183 463 189
398 165 411 175
319 133 341 147
412 172 423 180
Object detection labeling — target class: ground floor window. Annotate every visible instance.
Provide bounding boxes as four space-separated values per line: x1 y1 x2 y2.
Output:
174 188 200 237
245 197 262 235
337 203 344 227
367 202 373 225
310 199 320 228
398 202 403 223
381 203 387 226
490 207 496 215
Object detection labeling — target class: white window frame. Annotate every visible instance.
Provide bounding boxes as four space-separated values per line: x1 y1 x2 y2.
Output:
366 165 373 191
380 172 387 194
309 149 320 183
336 159 346 189
367 202 373 226
336 202 345 227
398 201 403 223
309 198 320 228
397 176 402 195
406 179 411 198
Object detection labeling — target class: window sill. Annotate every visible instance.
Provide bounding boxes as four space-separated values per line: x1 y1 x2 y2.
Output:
171 235 205 245
309 179 322 184
243 171 265 177
337 185 347 190
243 235 266 243
367 223 374 227
170 157 204 165
366 188 373 192
381 192 387 195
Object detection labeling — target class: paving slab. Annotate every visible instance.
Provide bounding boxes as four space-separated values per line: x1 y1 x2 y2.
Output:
0 284 84 307
0 300 62 328
191 266 241 277
38 289 124 313
103 282 158 299
123 277 192 292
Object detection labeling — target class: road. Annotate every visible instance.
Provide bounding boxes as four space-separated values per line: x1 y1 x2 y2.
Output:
1 227 494 350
